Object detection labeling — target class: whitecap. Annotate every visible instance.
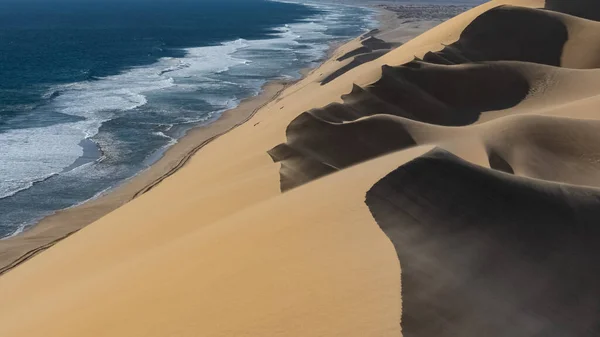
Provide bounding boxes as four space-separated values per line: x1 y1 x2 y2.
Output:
0 0 380 235
0 121 89 199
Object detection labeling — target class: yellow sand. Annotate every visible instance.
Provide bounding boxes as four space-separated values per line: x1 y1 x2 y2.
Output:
3 0 600 336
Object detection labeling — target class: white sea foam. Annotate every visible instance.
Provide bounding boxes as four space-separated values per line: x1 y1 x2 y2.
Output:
0 121 89 199
0 0 378 207
0 40 252 200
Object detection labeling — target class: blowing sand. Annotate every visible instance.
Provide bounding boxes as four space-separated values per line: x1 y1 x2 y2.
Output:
2 0 600 336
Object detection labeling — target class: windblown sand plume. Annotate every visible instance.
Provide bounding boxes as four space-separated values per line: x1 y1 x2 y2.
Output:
2 1 600 336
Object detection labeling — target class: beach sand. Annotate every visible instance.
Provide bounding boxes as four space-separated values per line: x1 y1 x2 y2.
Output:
0 80 289 276
3 0 600 336
0 3 429 276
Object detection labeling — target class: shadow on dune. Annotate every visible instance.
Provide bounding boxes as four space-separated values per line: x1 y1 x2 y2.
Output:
321 50 390 85
487 149 514 174
269 5 600 192
365 148 600 336
321 35 400 85
336 36 392 62
269 61 529 190
268 1 600 334
268 114 416 191
366 62 529 125
424 6 569 66
485 116 600 188
545 0 600 21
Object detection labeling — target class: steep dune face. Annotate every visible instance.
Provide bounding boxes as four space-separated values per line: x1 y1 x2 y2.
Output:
269 1 600 335
269 114 417 191
321 35 399 85
425 6 569 66
4 1 600 337
442 4 600 69
270 59 600 190
366 149 600 337
271 3 600 190
420 4 600 69
545 0 600 21
270 61 531 190
483 116 600 188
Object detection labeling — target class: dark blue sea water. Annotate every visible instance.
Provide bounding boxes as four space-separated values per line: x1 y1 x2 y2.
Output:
0 0 377 238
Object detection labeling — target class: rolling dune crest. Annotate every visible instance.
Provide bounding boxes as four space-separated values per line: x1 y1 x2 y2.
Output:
4 1 600 336
270 1 600 335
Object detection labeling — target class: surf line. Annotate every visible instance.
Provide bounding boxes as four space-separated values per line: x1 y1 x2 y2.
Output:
0 79 292 278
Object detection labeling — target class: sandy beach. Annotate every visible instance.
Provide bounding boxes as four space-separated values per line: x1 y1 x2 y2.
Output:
0 2 440 276
3 0 600 336
0 80 289 275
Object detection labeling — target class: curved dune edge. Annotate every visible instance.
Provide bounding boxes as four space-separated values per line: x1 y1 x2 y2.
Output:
269 0 600 335
3 1 600 336
366 148 600 336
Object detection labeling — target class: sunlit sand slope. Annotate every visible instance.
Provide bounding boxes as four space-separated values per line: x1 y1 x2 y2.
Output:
2 1 600 336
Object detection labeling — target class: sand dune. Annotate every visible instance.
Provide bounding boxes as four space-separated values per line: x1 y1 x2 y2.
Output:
321 34 399 85
270 59 600 189
366 148 600 336
270 1 600 335
545 0 600 21
269 114 417 190
482 115 600 187
424 5 600 69
3 0 600 336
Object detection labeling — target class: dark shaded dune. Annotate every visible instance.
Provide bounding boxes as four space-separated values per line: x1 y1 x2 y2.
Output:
337 36 395 62
545 0 600 21
323 36 399 85
487 149 514 174
268 114 416 191
323 50 390 85
271 61 531 190
361 28 380 39
306 85 418 125
422 51 454 65
307 101 367 124
363 65 453 124
424 6 569 67
361 36 395 50
336 46 371 62
428 45 473 64
371 63 529 125
268 144 336 192
339 84 416 121
485 116 600 188
366 148 600 337
270 3 600 193
333 62 529 126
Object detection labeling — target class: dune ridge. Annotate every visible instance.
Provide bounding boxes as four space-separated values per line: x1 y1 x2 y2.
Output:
268 1 600 335
271 4 600 190
2 1 600 336
366 148 600 336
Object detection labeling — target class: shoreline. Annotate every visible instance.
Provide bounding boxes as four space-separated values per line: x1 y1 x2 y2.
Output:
0 78 293 276
0 22 376 276
4 1 599 335
0 3 409 276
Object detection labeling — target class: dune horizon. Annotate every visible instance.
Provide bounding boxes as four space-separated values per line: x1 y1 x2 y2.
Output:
2 0 600 336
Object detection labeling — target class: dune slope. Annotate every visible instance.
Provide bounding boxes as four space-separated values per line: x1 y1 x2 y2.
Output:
3 1 600 337
366 148 600 336
269 1 600 335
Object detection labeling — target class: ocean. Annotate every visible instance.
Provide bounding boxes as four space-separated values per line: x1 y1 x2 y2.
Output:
0 0 377 238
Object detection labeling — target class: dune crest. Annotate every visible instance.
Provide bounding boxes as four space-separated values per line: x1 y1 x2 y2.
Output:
3 1 600 336
268 1 600 335
366 148 600 336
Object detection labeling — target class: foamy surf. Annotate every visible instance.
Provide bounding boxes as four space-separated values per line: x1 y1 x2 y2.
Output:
0 0 377 238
